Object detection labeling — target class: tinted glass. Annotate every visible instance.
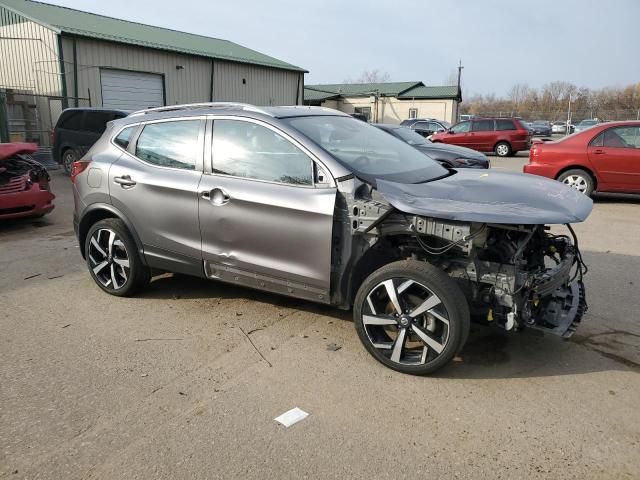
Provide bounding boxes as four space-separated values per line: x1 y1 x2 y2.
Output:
135 120 200 170
472 120 494 132
283 115 447 184
114 126 136 149
211 120 312 185
390 127 429 146
450 121 471 133
496 119 516 131
84 112 113 134
60 112 83 130
413 121 432 131
590 132 604 147
603 126 640 149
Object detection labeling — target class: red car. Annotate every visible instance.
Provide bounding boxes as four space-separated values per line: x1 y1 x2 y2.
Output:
430 117 531 157
524 121 640 196
0 143 55 220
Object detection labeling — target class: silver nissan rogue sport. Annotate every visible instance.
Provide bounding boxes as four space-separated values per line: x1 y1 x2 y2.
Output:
73 103 592 375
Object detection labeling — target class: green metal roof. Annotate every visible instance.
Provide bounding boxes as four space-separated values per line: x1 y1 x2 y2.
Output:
305 82 460 100
306 82 422 97
303 88 340 102
0 0 306 72
398 85 460 99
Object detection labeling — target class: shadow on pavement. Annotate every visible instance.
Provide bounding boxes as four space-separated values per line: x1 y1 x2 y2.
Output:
140 273 634 380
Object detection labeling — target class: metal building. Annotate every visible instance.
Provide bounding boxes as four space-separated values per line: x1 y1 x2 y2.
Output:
0 0 306 144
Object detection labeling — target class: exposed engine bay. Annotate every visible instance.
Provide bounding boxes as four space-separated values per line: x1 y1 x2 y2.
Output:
335 181 588 338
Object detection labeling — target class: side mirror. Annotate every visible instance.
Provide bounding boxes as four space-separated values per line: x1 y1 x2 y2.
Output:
437 129 445 133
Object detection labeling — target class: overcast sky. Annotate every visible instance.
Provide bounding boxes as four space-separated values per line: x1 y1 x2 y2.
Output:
48 0 640 96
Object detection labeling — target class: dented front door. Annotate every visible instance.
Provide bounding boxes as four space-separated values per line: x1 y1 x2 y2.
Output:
198 118 336 301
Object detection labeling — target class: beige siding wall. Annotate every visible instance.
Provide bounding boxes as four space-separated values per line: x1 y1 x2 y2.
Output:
213 60 301 106
324 96 457 124
0 6 60 94
59 35 302 107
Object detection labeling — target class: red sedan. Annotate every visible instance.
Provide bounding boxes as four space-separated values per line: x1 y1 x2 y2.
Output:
524 121 640 196
0 143 55 220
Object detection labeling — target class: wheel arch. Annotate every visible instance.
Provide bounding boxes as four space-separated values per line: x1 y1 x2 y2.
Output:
555 165 598 190
78 204 146 264
493 139 512 151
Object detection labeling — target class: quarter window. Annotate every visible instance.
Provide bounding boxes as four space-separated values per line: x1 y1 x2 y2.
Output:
135 120 201 170
211 120 313 186
472 120 495 132
114 126 136 149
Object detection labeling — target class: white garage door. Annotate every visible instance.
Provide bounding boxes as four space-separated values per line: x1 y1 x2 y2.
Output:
100 69 164 111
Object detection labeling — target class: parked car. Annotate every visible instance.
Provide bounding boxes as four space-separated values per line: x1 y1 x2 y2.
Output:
53 108 129 173
551 121 567 134
530 120 552 137
0 143 55 220
374 124 489 169
73 103 591 375
430 117 531 157
524 121 640 196
350 112 368 122
573 119 600 133
400 118 451 137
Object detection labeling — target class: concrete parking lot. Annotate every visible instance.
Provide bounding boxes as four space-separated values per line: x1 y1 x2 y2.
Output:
1 160 639 479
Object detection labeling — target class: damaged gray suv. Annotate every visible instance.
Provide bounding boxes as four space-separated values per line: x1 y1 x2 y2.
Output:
73 103 592 375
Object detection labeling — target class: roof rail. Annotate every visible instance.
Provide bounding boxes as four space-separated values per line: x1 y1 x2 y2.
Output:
128 102 271 117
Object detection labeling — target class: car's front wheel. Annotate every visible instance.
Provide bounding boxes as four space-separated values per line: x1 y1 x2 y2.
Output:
354 260 470 375
85 218 150 296
557 169 594 196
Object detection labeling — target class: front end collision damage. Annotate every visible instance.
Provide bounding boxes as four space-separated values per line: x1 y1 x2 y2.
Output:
331 172 591 339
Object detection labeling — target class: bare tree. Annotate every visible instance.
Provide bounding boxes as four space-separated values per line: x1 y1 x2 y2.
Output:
344 69 391 84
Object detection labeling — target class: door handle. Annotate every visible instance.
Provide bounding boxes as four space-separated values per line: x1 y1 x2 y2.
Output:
201 188 230 206
593 149 605 155
114 175 136 187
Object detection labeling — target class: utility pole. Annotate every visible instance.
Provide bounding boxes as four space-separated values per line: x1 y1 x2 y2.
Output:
567 93 572 135
456 60 463 122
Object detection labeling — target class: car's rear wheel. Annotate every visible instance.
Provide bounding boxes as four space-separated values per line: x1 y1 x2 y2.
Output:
85 218 150 296
494 141 512 157
354 260 470 375
557 169 594 196
62 149 77 175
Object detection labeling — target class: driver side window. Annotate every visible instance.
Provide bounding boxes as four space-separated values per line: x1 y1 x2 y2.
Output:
450 121 470 134
211 120 313 186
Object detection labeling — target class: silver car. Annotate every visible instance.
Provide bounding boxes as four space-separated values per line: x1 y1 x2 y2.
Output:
73 103 592 375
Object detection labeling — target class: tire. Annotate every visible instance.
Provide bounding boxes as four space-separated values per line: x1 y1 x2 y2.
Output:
84 218 150 297
557 169 594 196
494 141 512 157
353 260 470 375
62 148 77 175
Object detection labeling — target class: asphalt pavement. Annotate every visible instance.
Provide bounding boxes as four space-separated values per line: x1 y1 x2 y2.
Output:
1 160 639 479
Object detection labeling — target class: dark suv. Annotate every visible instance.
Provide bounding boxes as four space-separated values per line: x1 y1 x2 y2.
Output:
400 119 451 137
431 117 531 157
53 108 128 173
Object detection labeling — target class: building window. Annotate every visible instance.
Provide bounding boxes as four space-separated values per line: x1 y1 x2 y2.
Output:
354 107 372 122
409 108 418 119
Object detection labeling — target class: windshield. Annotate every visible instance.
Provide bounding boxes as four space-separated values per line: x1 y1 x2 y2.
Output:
390 126 429 146
532 120 548 125
283 116 448 184
579 120 597 126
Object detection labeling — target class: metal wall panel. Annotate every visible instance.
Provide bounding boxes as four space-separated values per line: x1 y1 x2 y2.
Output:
212 60 301 106
60 35 302 108
0 5 60 95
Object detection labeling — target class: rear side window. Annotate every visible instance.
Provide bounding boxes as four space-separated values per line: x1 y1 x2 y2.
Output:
84 112 114 134
472 120 494 132
114 126 136 149
496 119 516 131
135 120 201 170
60 112 83 130
211 119 312 185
